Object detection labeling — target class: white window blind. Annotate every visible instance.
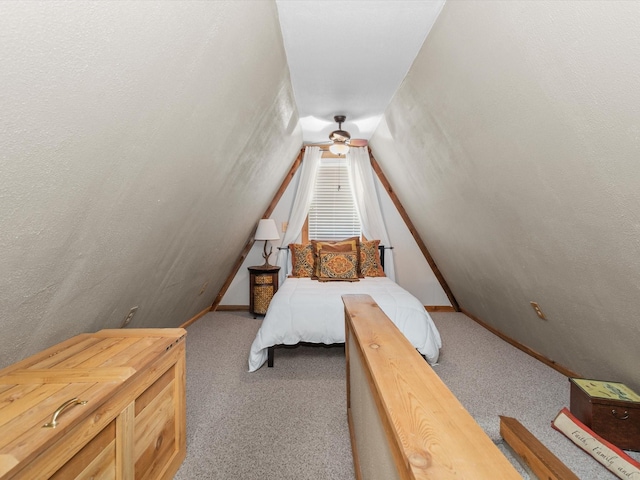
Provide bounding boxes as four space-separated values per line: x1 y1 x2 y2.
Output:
308 158 361 240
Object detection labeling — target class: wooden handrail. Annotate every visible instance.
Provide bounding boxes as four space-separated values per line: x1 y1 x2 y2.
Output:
343 294 520 479
500 416 579 480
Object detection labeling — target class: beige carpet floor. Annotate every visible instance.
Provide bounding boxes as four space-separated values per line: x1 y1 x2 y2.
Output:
174 311 353 480
174 310 639 479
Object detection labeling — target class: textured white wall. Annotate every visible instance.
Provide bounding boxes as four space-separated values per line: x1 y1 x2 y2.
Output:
0 1 301 367
375 176 450 306
371 1 640 391
222 164 300 306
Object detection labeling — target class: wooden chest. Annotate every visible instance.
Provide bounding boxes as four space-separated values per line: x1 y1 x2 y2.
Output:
569 378 640 451
0 328 186 479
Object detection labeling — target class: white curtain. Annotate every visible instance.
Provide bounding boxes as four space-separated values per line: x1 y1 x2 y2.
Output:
276 146 322 284
347 147 396 280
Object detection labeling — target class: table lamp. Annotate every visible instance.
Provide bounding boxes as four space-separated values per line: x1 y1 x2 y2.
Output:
254 219 280 267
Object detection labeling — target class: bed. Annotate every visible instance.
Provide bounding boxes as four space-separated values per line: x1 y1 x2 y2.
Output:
248 275 442 372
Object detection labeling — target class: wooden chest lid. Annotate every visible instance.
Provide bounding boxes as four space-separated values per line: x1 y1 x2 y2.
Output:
0 328 186 478
570 377 640 407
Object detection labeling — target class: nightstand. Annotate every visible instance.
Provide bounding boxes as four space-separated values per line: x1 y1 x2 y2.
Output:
248 265 280 316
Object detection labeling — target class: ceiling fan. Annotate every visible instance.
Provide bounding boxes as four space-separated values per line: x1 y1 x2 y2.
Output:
312 115 368 155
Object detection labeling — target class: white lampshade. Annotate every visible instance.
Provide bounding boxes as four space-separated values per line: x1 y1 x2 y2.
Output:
329 142 350 155
255 219 280 241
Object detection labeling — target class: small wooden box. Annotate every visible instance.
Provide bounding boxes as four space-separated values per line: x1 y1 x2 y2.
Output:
569 378 640 451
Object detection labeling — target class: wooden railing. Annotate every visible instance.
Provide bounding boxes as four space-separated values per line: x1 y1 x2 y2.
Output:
343 294 521 479
500 416 579 480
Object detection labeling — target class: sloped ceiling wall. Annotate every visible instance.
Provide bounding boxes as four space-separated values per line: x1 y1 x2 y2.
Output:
0 1 301 367
371 1 640 391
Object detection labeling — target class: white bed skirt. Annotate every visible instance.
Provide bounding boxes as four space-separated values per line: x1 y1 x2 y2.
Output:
248 277 442 371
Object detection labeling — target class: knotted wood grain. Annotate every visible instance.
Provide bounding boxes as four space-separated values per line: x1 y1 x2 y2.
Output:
343 294 520 479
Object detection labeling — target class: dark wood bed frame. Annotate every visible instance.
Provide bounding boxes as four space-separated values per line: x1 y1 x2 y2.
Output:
267 245 387 367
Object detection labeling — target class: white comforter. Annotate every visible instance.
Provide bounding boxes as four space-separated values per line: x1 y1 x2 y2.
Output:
248 277 442 371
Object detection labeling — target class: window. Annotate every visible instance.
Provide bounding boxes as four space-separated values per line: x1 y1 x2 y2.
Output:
307 157 361 241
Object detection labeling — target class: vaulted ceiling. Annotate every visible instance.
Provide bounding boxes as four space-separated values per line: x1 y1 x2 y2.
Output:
1 1 639 393
276 0 444 143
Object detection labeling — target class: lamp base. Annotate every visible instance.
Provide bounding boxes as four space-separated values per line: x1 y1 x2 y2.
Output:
262 240 274 267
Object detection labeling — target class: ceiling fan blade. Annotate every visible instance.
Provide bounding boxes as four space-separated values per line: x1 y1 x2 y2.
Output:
305 139 368 148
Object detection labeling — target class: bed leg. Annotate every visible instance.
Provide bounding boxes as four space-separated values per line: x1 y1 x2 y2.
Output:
267 346 274 367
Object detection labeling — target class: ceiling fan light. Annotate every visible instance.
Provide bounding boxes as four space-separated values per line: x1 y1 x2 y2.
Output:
330 142 350 155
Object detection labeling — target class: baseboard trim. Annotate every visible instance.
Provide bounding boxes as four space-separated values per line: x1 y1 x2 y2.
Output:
461 308 579 378
180 306 211 329
425 305 456 312
215 305 250 312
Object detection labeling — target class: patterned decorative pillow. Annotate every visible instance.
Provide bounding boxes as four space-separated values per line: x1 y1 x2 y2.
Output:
359 239 385 277
288 243 314 277
311 236 359 278
318 251 359 282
